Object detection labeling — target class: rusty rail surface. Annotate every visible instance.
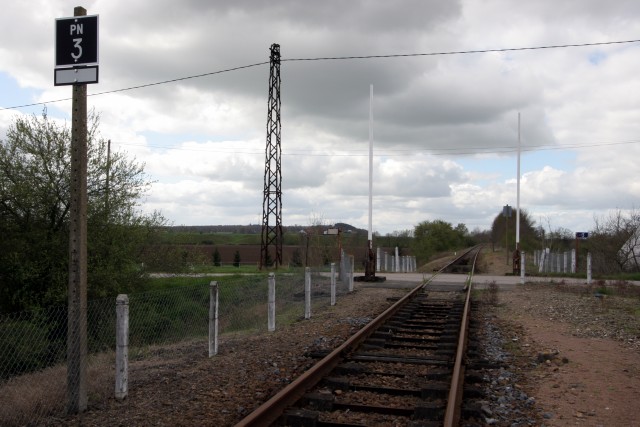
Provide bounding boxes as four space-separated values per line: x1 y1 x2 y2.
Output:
236 245 483 427
235 279 425 427
443 245 481 426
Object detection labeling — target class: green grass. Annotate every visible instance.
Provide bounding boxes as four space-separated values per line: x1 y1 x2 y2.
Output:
142 273 271 290
187 265 263 274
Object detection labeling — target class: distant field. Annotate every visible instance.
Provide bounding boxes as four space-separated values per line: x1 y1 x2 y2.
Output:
155 232 264 245
154 230 372 247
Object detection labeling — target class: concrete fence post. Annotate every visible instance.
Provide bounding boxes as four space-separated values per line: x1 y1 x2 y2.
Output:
209 282 219 356
304 267 311 319
587 252 592 284
349 255 355 292
394 247 399 272
115 294 129 400
330 263 336 306
376 247 381 272
268 273 276 331
520 252 525 285
571 249 576 274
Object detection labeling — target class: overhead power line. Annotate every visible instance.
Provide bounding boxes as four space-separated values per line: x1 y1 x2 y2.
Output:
281 39 640 62
0 62 269 111
113 138 640 157
1 38 639 111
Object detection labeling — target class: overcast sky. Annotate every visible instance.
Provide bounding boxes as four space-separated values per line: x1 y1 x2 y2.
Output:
1 0 639 236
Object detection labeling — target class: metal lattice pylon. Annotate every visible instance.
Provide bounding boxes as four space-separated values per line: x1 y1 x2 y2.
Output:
260 44 282 269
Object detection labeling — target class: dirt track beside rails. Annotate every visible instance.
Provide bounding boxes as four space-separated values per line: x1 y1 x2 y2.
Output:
497 283 640 426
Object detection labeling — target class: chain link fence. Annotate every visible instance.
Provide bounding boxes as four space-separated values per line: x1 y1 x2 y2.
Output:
0 268 351 426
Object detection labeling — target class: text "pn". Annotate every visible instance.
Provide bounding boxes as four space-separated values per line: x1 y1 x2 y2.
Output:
70 24 83 35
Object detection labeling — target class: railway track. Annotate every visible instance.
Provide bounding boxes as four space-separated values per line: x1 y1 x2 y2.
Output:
236 246 483 427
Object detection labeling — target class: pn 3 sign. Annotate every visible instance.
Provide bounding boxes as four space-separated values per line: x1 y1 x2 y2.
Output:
55 15 99 68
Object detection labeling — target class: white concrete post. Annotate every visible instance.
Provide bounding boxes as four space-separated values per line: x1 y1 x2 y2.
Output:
571 249 576 274
349 255 355 292
587 252 592 284
209 282 219 356
115 294 129 400
376 247 381 272
268 273 276 331
340 249 346 283
304 267 311 319
520 252 525 285
330 263 336 306
395 247 399 272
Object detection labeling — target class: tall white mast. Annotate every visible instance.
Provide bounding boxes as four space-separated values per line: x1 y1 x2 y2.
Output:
516 112 521 249
368 84 373 244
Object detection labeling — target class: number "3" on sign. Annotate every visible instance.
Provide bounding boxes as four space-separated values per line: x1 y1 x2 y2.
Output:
71 38 83 60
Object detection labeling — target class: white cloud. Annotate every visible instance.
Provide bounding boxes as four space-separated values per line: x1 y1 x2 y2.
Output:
2 0 640 235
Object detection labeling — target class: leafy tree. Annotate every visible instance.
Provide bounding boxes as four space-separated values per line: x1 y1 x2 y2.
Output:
381 229 413 249
469 227 491 245
233 250 241 267
490 209 538 253
0 109 166 312
412 220 468 264
290 248 303 267
213 248 221 266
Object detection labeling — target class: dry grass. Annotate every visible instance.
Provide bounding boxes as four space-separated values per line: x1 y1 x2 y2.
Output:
0 352 114 426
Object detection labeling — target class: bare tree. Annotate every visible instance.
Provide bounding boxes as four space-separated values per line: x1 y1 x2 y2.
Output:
590 208 640 273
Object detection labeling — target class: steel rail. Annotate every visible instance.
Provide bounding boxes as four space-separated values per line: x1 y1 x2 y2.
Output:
235 244 484 427
443 246 481 426
421 244 482 288
235 277 425 426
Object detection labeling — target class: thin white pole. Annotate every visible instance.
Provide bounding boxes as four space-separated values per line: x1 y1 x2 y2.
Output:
516 112 521 249
267 274 275 331
368 84 373 244
330 263 336 306
115 294 129 400
209 282 219 355
304 267 311 319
